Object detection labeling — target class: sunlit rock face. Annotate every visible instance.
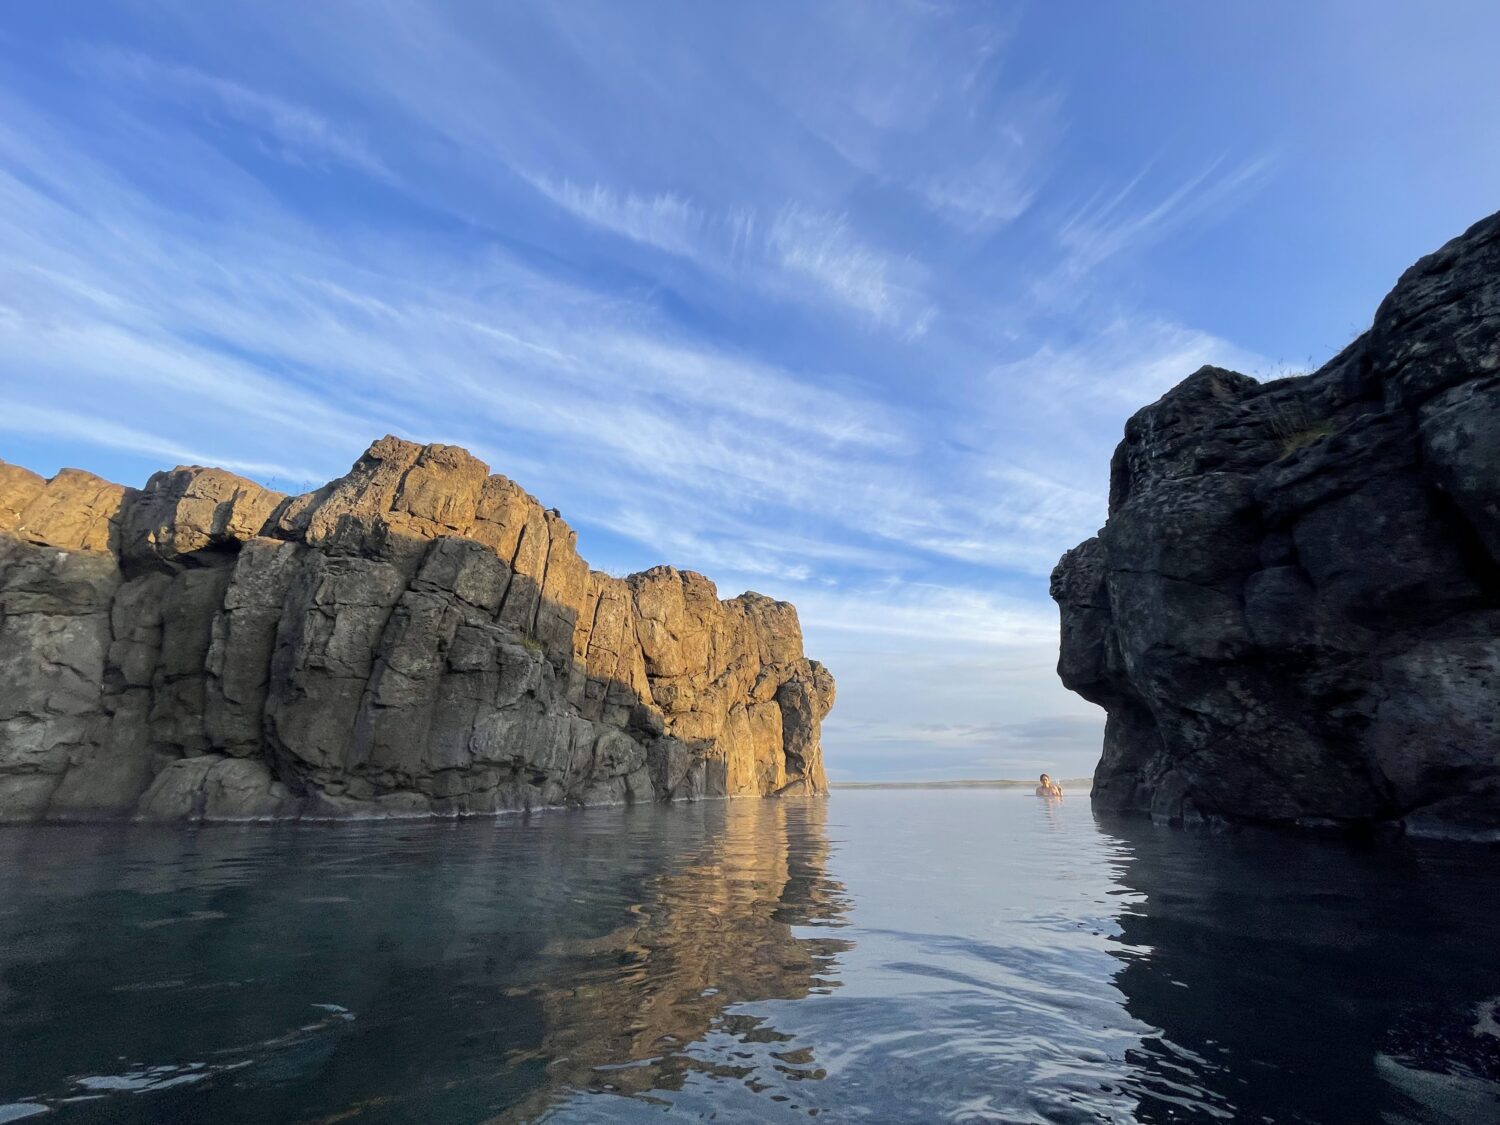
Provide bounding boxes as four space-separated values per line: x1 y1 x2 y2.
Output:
0 437 833 822
1052 210 1500 838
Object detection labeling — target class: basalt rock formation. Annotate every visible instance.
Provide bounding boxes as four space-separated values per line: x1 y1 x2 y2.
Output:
1051 209 1500 838
0 437 833 822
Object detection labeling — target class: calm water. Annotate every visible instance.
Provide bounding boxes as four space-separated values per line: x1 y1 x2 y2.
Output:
1 790 1497 1124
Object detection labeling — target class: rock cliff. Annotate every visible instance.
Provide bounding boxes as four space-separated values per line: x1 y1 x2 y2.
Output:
0 437 833 821
1051 210 1500 838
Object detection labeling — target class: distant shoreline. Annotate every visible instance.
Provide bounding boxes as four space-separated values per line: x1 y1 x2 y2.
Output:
831 778 1092 791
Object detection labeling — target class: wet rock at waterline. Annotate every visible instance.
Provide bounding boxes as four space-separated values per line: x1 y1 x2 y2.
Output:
1052 209 1500 839
0 437 833 821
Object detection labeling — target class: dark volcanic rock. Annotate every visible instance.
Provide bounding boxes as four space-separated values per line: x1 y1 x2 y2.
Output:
1051 210 1500 838
0 438 833 822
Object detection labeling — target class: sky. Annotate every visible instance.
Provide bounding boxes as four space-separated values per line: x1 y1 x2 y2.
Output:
2 2 1499 781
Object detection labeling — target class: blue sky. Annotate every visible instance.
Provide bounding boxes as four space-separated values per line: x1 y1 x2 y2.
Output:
3 2 1498 781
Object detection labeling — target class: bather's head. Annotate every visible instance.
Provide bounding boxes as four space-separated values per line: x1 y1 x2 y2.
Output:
1039 773 1051 786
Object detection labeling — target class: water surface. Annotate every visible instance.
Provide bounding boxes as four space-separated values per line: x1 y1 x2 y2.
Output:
1 790 1497 1123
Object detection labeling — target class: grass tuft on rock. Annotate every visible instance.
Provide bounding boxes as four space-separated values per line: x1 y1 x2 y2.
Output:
1266 395 1336 456
1278 422 1337 454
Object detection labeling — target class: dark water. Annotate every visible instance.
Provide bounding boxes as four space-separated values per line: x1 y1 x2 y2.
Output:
1 791 1497 1124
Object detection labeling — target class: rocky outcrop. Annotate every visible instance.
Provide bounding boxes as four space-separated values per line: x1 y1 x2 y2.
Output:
1051 210 1500 838
0 437 833 821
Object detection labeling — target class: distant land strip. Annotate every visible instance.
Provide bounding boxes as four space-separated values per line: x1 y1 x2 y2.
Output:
831 778 1092 791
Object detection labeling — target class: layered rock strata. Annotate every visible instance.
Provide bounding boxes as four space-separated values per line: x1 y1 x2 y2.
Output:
1051 210 1500 837
0 438 833 821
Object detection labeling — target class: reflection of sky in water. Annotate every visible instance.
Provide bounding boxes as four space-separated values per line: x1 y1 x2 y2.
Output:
0 792 1497 1123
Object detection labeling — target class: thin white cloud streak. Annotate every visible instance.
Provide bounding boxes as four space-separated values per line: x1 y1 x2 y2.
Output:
81 45 392 178
589 502 912 585
172 3 955 332
754 3 1056 233
522 176 705 258
940 315 1275 568
1034 155 1276 306
920 163 1037 231
911 85 1064 231
766 204 930 331
524 174 933 333
994 315 1271 409
0 404 323 482
789 582 1060 649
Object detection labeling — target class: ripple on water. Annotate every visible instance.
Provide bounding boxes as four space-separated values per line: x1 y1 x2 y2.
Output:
0 792 1497 1123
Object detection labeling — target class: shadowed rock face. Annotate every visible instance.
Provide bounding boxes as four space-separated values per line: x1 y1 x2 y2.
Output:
0 437 833 822
1051 210 1500 838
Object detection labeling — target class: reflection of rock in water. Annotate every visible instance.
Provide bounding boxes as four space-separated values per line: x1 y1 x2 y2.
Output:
0 805 845 1123
1100 815 1500 1124
493 798 850 1120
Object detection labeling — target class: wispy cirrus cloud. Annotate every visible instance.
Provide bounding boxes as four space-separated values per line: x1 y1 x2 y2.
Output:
1033 155 1277 307
0 402 325 482
753 3 1057 235
4 104 1248 593
524 173 933 333
0 96 935 578
911 83 1064 231
521 175 705 257
766 204 932 333
790 580 1060 648
80 45 391 178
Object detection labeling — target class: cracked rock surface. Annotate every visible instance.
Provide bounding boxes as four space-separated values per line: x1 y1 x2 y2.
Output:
1052 210 1500 839
0 437 833 821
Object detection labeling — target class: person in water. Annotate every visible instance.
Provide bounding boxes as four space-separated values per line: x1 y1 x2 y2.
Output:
1035 773 1063 799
